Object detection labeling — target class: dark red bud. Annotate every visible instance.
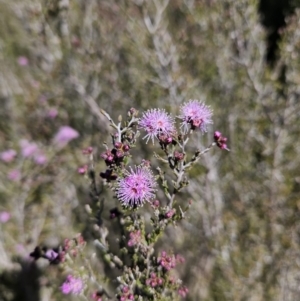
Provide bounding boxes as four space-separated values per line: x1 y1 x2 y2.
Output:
123 144 130 151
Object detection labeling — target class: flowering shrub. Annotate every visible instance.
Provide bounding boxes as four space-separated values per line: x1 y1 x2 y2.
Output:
1 1 300 300
29 102 228 300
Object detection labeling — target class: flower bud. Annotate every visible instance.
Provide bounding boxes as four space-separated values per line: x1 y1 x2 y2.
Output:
123 144 130 152
114 142 123 149
174 151 184 161
77 165 88 174
214 131 222 140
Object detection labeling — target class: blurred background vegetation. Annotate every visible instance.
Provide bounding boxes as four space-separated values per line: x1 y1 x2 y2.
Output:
1 0 300 300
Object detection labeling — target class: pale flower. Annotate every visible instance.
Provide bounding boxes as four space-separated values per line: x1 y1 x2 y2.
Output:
53 126 79 146
139 109 175 144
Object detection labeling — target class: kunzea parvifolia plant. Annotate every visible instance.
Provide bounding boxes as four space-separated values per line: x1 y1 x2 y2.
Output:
30 100 229 300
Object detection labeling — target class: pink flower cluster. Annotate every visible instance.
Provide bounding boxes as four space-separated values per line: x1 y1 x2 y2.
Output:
2 126 79 183
138 100 213 144
61 275 83 295
20 140 47 164
165 209 176 219
100 142 130 166
214 131 229 150
0 149 17 162
157 252 185 271
158 251 176 271
0 142 49 166
146 272 163 288
1 141 49 182
128 230 141 247
178 286 189 298
119 286 134 301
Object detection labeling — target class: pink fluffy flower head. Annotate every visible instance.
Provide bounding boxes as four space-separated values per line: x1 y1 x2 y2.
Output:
17 56 29 66
0 149 17 162
139 109 175 144
61 275 83 295
116 165 156 207
54 126 79 146
179 99 213 133
0 211 10 223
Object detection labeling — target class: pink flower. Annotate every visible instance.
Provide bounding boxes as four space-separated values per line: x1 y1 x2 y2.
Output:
139 109 175 144
44 249 59 263
117 165 157 207
34 152 47 165
77 165 88 175
158 251 176 271
179 100 213 133
61 275 83 295
0 211 10 223
178 286 189 298
174 151 184 162
0 149 17 162
47 108 58 119
101 150 114 164
91 291 103 301
8 169 21 182
54 126 79 145
20 140 38 158
146 272 163 287
214 131 222 140
17 56 29 66
128 230 141 247
119 287 134 301
165 209 176 218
